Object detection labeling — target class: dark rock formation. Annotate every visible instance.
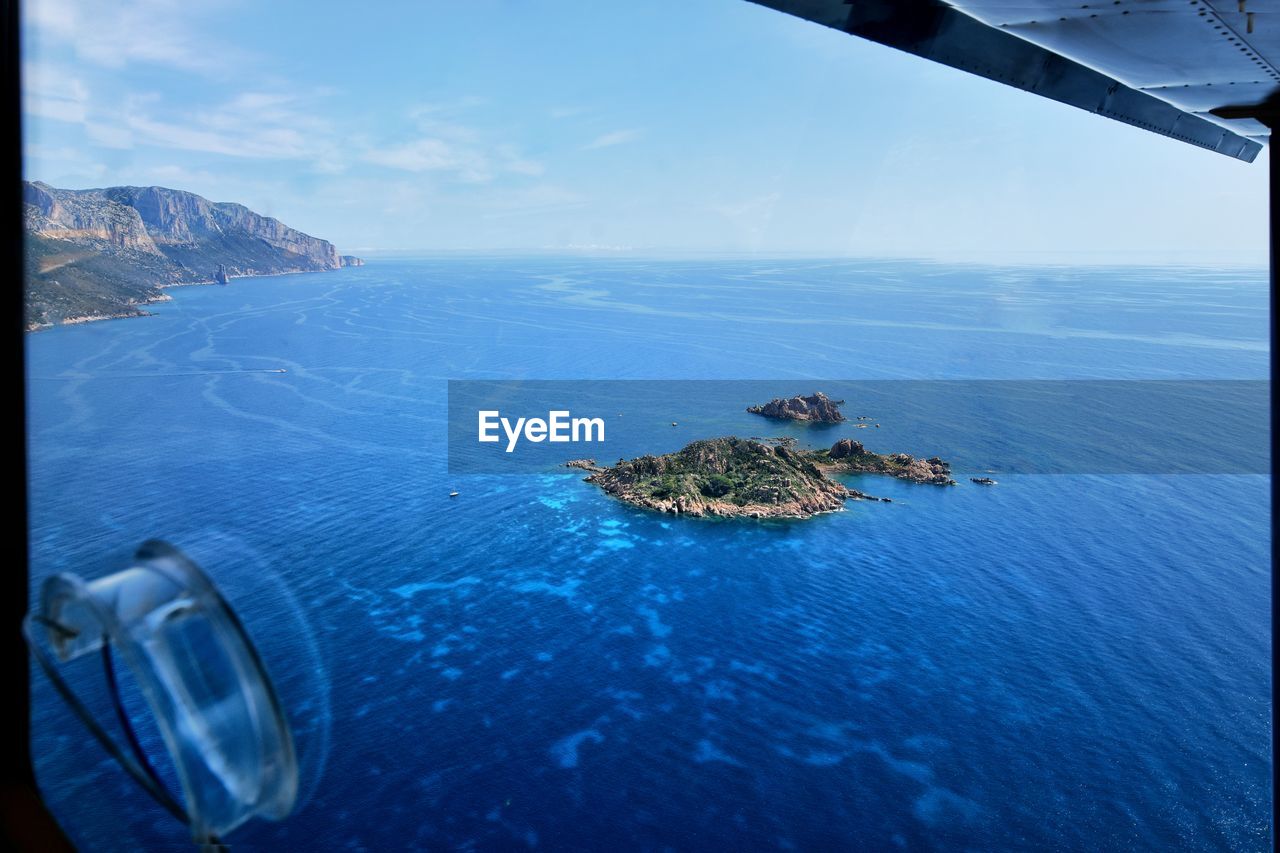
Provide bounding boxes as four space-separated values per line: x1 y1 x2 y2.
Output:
829 438 866 459
845 487 891 502
818 446 956 485
23 181 363 328
747 391 846 423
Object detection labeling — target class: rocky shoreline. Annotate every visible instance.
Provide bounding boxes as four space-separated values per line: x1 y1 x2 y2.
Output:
26 292 176 332
568 433 955 520
21 267 343 332
820 438 956 485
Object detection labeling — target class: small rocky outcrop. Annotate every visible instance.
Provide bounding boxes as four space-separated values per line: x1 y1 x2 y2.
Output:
901 456 956 486
845 487 891 503
817 443 956 485
829 438 865 459
214 264 230 285
747 391 846 423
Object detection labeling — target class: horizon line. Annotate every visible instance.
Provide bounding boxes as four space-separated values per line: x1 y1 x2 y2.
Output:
346 248 1270 268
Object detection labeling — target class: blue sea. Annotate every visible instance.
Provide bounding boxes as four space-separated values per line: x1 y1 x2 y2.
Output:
25 258 1271 851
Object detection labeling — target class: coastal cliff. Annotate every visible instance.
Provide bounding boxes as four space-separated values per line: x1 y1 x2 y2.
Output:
23 181 362 329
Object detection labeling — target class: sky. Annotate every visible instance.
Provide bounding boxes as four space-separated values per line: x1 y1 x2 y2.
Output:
20 0 1271 261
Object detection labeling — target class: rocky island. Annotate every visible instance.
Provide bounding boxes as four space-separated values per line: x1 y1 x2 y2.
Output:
746 391 846 423
568 435 955 519
23 181 362 329
822 438 956 485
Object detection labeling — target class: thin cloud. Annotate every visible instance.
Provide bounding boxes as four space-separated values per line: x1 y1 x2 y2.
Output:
26 80 350 169
24 0 248 74
477 184 588 220
21 60 89 123
582 129 641 150
85 121 133 149
364 138 490 180
407 97 490 121
363 121 543 183
710 192 783 221
125 113 313 159
144 164 219 185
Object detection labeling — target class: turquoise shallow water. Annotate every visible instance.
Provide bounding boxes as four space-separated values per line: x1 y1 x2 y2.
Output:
25 259 1271 850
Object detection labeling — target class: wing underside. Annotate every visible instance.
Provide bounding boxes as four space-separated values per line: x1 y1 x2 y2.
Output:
749 0 1276 162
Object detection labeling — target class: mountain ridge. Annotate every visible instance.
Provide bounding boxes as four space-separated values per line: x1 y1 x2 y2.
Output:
23 180 362 329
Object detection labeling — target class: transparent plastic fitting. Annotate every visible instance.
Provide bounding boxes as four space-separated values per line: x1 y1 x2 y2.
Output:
31 540 299 842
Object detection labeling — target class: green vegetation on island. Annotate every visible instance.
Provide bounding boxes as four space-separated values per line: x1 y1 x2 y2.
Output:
568 434 956 520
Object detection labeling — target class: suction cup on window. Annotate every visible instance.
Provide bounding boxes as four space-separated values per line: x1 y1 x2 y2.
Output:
26 540 308 847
